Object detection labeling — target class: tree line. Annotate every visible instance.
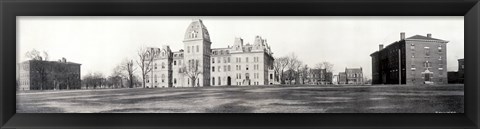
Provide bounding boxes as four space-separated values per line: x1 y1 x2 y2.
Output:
274 53 334 85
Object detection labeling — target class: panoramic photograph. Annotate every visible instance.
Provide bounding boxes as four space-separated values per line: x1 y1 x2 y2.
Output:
16 16 464 113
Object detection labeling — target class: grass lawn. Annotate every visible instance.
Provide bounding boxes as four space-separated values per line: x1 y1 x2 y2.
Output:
16 84 464 113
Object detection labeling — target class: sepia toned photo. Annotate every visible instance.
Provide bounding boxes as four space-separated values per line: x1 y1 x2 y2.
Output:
16 16 464 113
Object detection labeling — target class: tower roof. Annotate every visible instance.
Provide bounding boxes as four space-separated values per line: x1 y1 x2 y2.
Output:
184 19 211 42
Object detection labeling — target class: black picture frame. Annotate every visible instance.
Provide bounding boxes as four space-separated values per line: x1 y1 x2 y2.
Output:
1 0 479 128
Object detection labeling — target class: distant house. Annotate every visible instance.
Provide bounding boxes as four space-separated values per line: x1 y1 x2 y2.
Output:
18 58 81 90
337 68 363 85
345 67 363 85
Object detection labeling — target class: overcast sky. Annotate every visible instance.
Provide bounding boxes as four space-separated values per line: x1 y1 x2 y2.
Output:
17 16 464 79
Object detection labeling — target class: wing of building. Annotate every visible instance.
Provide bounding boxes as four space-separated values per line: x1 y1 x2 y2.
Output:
144 19 276 88
370 32 449 85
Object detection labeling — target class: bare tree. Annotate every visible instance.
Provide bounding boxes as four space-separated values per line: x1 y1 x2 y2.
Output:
314 61 334 85
286 53 302 84
136 47 158 88
25 49 48 90
42 51 49 61
25 49 42 61
182 59 202 87
274 57 289 84
300 64 310 84
118 59 136 88
82 72 105 89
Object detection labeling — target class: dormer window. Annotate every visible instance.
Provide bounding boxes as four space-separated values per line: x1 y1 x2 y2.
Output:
190 31 198 38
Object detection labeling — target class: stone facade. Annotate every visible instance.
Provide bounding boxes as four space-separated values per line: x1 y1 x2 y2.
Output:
371 32 448 85
18 58 81 90
145 19 275 88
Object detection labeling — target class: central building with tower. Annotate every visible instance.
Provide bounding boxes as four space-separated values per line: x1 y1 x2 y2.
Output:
144 19 275 88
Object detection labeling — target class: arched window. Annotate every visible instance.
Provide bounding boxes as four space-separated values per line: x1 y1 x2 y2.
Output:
174 78 177 84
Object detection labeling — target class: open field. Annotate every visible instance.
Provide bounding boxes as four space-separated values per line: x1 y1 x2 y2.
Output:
16 84 464 113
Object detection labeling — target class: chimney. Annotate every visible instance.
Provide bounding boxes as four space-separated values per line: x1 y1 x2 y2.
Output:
400 32 405 40
379 44 384 50
62 57 66 63
427 33 432 38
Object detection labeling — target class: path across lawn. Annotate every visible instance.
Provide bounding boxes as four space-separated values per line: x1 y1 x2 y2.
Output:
16 85 464 113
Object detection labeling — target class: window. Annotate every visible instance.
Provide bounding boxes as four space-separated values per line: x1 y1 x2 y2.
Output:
438 46 442 52
196 45 199 52
218 57 221 63
224 65 227 72
212 78 215 86
174 79 177 84
239 58 241 63
228 57 231 63
236 65 239 70
424 61 431 68
212 58 215 64
246 65 249 70
218 66 221 72
174 61 177 66
162 62 165 69
212 66 215 72
246 57 249 63
270 74 273 79
228 65 231 71
218 77 221 85
239 65 242 70
439 56 442 60
155 63 158 69
425 47 430 56
187 46 190 53
155 75 157 83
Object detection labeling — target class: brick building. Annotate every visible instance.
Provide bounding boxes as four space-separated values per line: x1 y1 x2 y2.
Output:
18 58 81 90
370 32 449 85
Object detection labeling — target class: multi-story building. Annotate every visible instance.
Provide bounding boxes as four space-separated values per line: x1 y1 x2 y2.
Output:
18 58 81 90
337 68 363 85
144 19 275 88
345 67 363 85
307 69 332 85
370 32 449 85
